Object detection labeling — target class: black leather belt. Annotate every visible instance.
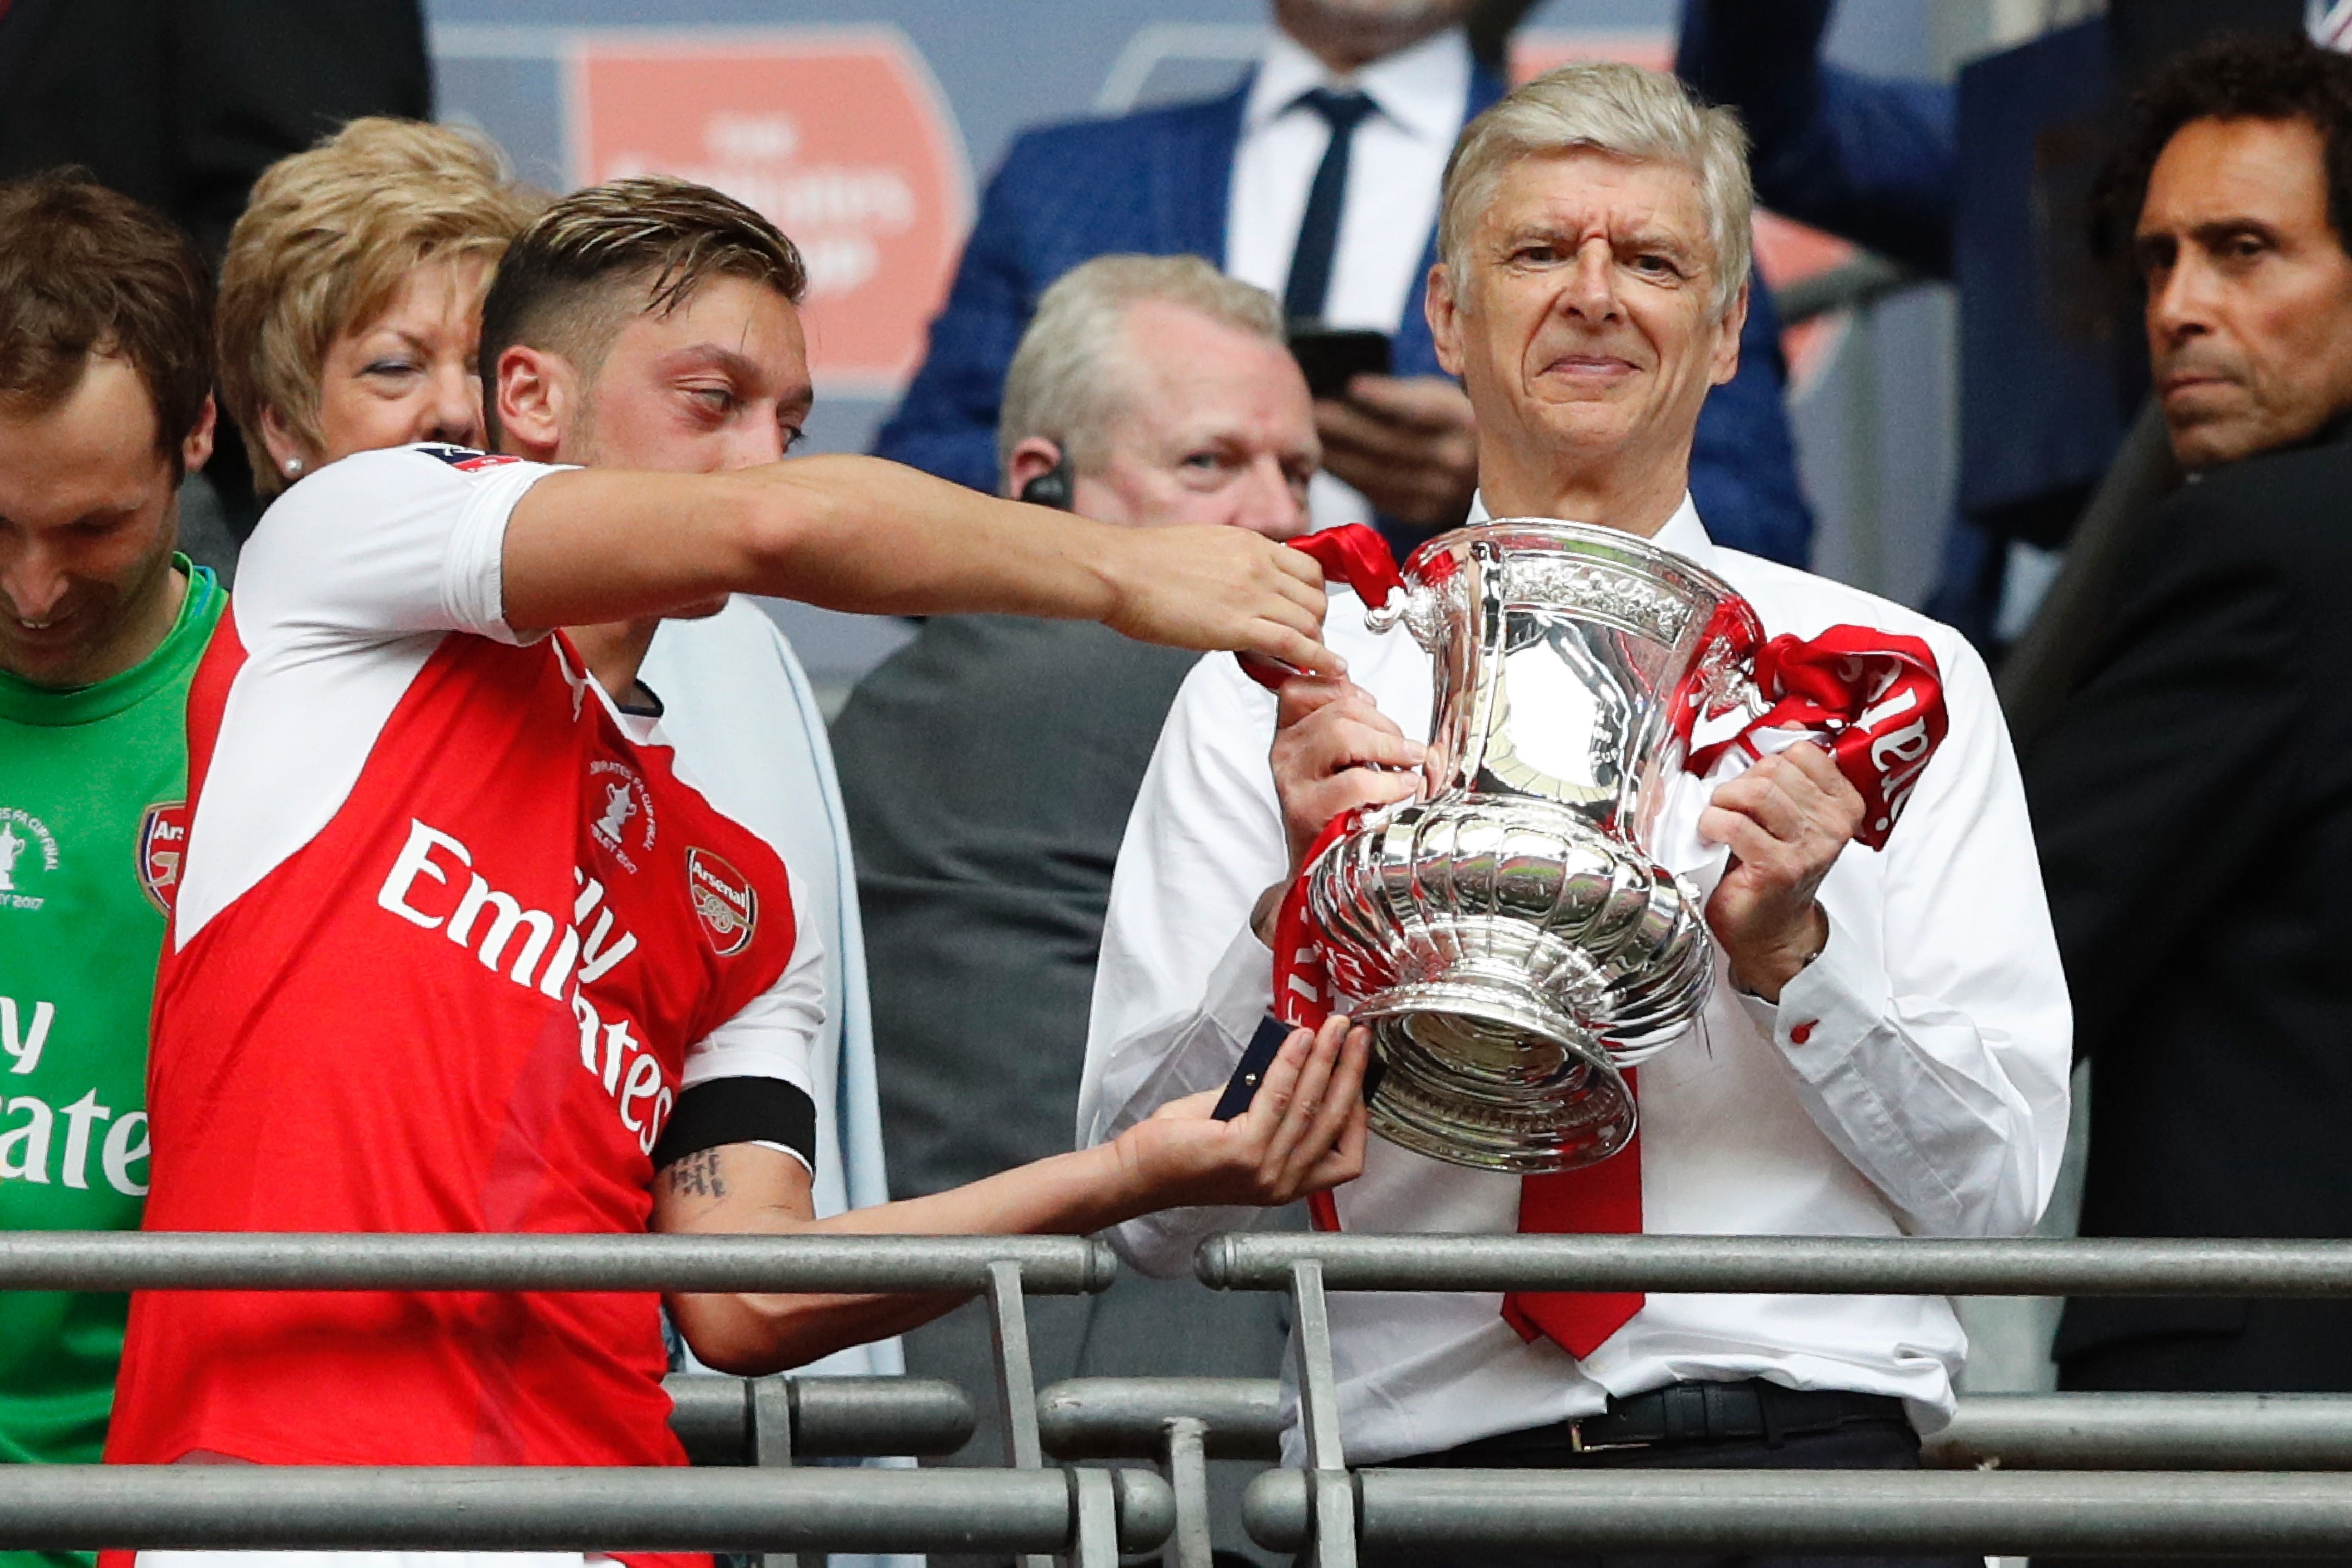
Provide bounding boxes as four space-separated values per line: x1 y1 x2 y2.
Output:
1398 1378 1910 1462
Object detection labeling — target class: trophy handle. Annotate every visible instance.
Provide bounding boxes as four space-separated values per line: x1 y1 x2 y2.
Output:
1363 581 1444 649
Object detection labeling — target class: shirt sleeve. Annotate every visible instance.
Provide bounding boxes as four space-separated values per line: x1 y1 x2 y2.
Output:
1078 654 1295 1277
232 445 564 649
1733 630 2074 1238
1676 0 1958 277
664 887 828 1174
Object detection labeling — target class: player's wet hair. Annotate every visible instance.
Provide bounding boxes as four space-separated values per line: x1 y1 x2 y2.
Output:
217 117 544 496
0 170 213 473
477 176 808 446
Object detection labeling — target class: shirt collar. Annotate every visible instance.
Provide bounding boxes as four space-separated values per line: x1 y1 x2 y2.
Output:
1464 489 1718 570
1244 25 1472 145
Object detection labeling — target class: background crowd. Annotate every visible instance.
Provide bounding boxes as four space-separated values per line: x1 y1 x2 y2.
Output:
9 2 2352 1568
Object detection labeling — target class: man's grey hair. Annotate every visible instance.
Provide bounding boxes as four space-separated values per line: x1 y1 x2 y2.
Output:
1438 61 1753 315
998 254 1285 478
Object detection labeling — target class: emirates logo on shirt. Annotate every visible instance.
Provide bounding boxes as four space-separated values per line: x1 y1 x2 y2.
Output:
686 848 757 957
137 800 191 915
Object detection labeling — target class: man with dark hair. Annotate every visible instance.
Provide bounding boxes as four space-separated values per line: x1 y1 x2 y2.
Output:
0 170 221 1568
1677 0 2305 654
99 178 1367 1567
2022 33 2352 1426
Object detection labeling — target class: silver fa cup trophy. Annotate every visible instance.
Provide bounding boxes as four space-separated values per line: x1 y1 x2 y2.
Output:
1305 519 1759 1175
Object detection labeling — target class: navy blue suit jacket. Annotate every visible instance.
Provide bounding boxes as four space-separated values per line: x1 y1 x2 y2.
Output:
876 58 1815 566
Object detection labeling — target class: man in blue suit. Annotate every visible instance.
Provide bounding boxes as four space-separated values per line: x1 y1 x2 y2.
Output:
878 0 1814 566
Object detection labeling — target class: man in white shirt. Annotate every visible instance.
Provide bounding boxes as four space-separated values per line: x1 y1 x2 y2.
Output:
877 1 1815 567
1079 61 2070 1563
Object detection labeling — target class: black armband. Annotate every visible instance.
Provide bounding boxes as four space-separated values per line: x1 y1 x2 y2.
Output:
652 1077 818 1171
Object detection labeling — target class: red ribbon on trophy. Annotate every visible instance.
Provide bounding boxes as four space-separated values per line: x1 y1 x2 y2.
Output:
1683 623 1949 852
1245 524 1950 850
1266 807 1360 1232
1234 524 1405 693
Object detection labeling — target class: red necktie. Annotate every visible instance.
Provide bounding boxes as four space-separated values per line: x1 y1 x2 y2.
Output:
1499 1071 1644 1358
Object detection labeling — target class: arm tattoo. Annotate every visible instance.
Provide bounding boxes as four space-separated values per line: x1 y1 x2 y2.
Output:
664 1147 728 1201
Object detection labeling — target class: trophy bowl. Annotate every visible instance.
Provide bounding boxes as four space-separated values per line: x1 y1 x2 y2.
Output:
1303 519 1756 1174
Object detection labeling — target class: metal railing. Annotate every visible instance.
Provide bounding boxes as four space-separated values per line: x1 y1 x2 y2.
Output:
0 1465 1170 1558
0 1231 1156 1567
1927 1392 2352 1471
0 1229 1117 1294
23 1229 2352 1563
664 1372 973 1465
1039 1376 1288 1568
1195 1231 2352 1566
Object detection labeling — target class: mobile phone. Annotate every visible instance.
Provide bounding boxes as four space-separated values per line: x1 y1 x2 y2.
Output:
1288 327 1392 401
1212 1014 1386 1121
1213 1016 1295 1121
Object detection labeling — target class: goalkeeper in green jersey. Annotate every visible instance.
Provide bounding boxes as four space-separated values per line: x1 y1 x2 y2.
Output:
0 174 223 1567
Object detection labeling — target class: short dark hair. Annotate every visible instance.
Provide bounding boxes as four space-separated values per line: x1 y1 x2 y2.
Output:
0 170 214 465
477 176 807 444
2096 34 2352 278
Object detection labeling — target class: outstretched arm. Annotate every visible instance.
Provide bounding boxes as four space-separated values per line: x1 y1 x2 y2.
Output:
1677 0 1958 277
501 456 1339 673
654 1015 1368 1374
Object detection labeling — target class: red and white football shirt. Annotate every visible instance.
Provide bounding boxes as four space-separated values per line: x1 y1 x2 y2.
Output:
103 447 823 1527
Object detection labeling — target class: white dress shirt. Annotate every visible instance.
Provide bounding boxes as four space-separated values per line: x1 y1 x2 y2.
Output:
1077 497 2073 1465
1225 27 1472 532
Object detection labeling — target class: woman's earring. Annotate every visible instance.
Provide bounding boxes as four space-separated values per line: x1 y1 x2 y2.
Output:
284 457 304 477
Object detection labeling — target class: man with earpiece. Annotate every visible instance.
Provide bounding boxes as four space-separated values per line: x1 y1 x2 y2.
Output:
830 253 1320 1565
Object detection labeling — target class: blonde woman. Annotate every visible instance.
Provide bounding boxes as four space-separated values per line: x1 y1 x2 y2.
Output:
215 116 541 492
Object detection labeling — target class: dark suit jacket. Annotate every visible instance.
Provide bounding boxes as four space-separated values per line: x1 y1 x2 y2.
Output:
2023 421 2352 1387
0 0 431 549
830 616 1200 1198
874 51 1815 567
0 0 431 265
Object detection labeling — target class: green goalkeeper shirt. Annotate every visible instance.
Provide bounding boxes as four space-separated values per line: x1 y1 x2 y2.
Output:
0 560 223 1564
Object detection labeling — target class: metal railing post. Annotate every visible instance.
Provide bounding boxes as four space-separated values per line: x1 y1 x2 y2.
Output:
745 1376 820 1568
987 1258 1055 1568
1072 1467 1121 1568
1160 1415 1213 1568
1289 1259 1357 1568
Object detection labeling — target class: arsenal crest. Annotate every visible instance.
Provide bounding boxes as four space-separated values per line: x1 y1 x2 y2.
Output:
137 800 191 915
686 848 757 957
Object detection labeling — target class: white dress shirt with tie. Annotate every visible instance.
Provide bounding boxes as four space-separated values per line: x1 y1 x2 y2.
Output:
1076 497 2073 1466
1225 27 1472 531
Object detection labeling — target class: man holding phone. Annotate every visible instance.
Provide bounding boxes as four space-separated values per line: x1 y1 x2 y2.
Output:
879 0 1815 566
